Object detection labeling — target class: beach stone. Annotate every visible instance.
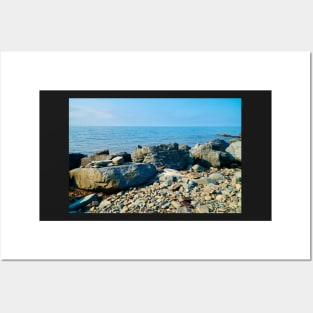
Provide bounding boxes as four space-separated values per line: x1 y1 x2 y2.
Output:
234 171 242 182
158 169 183 185
171 201 181 209
176 207 188 213
69 163 157 191
112 156 124 165
226 141 241 162
216 195 225 201
91 160 111 167
111 152 132 162
208 173 224 180
192 164 205 172
169 183 181 191
69 153 87 170
185 172 201 179
190 142 235 168
99 200 112 210
131 143 191 170
198 205 209 213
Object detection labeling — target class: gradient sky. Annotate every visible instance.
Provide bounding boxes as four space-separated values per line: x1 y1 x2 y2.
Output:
69 98 241 127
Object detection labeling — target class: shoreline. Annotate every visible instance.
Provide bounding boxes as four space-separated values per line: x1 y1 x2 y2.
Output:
69 138 242 214
69 166 241 214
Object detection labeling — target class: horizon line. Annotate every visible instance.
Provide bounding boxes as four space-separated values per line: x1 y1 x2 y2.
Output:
69 125 242 127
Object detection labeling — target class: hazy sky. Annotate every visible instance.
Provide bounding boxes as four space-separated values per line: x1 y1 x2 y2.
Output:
69 98 241 127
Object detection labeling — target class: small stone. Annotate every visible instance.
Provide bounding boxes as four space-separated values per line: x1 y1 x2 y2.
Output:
171 201 181 209
236 183 241 191
204 196 212 201
192 164 205 172
198 205 209 213
186 172 201 179
169 183 181 191
120 207 128 213
176 207 188 213
159 182 169 189
99 200 112 210
153 182 160 188
216 195 225 201
112 156 124 165
208 173 224 180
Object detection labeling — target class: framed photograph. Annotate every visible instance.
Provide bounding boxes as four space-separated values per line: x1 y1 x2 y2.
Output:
40 90 271 221
1 52 310 260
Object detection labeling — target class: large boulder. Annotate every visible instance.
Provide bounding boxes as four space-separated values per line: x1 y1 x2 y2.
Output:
131 143 192 170
190 142 235 168
226 141 241 162
69 153 87 170
210 139 229 151
69 163 157 191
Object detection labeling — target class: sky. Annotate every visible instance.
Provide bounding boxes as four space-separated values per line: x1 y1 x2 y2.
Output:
69 98 241 127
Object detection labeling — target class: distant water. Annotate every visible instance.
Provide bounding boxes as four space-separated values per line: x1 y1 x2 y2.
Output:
69 126 241 155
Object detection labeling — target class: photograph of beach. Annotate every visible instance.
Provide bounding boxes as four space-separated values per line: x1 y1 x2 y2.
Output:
69 98 242 214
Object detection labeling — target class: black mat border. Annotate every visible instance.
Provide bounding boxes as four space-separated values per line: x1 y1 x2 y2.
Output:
40 90 271 221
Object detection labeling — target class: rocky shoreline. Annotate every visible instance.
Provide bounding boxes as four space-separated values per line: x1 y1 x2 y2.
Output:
69 138 241 214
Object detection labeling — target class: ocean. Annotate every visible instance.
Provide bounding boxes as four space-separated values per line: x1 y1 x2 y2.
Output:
69 126 241 156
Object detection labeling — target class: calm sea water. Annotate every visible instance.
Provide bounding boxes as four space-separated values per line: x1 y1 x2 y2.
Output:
69 126 241 155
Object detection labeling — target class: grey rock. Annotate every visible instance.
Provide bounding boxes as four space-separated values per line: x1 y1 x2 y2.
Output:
226 141 241 162
198 205 209 213
191 142 235 168
208 173 224 180
111 152 132 162
69 163 157 191
131 143 191 170
99 200 112 210
171 201 181 209
176 207 188 213
91 160 111 167
112 156 124 165
195 178 218 185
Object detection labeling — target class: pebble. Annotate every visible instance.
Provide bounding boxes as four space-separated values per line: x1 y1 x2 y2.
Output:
171 201 181 209
208 173 224 180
